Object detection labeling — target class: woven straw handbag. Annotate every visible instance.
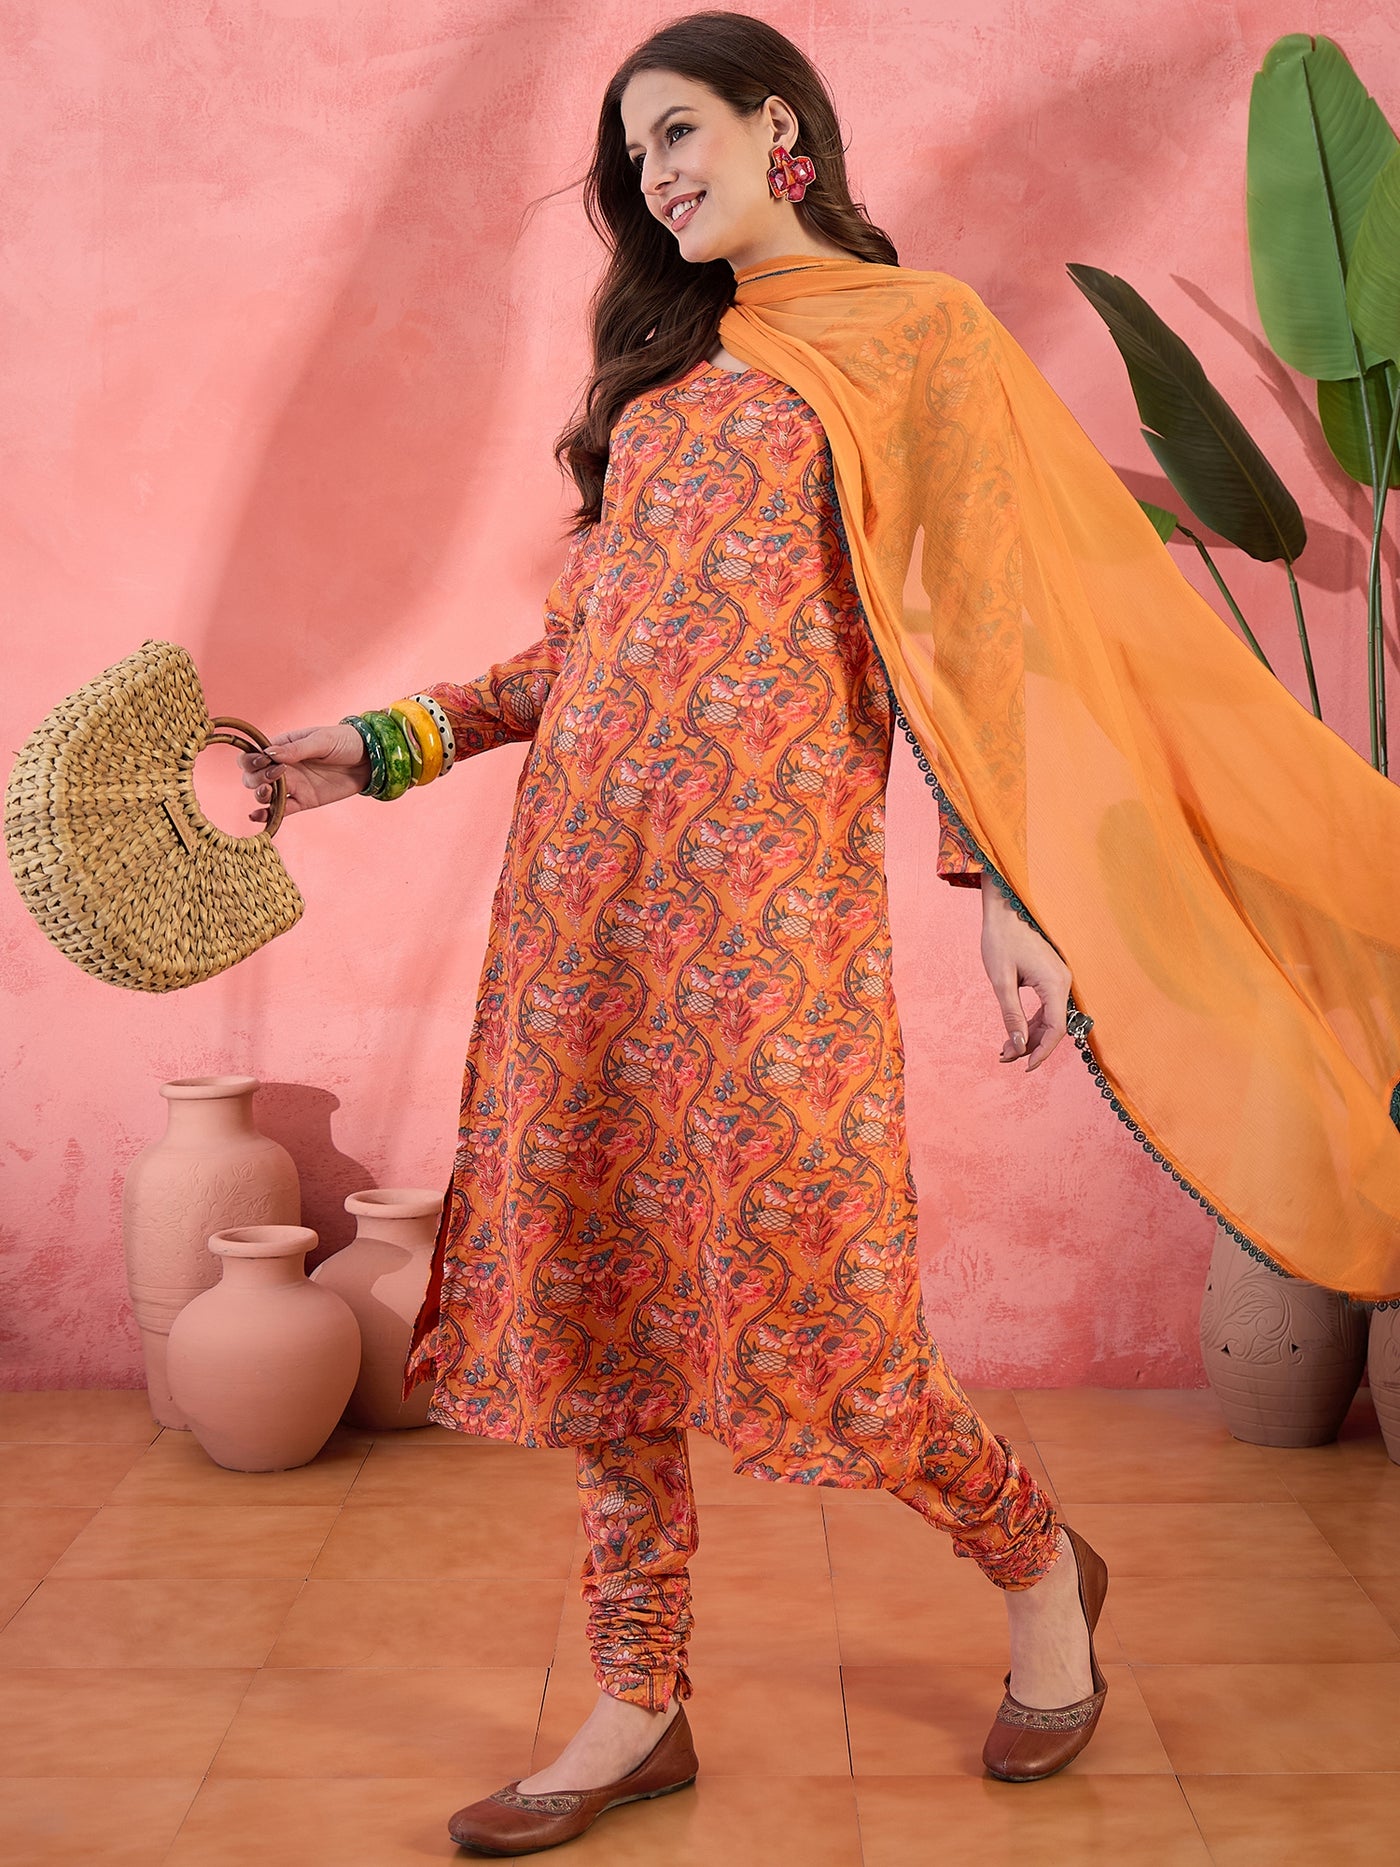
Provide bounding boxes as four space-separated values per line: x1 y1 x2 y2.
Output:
5 638 304 992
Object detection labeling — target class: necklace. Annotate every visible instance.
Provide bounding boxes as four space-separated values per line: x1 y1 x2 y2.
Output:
733 254 862 288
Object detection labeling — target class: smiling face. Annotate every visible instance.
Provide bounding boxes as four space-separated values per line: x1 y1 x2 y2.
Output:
619 69 809 272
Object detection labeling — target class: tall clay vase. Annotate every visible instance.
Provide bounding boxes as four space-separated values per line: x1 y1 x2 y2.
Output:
166 1225 361 1471
309 1187 442 1431
121 1076 300 1429
1200 1222 1369 1447
1368 1306 1400 1465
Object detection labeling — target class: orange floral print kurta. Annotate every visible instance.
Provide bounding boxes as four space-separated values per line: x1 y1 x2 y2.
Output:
402 357 984 1484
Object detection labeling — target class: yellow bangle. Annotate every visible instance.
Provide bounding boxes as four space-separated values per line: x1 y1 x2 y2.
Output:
389 698 444 785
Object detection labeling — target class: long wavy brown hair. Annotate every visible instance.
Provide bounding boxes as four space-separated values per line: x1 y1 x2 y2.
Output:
547 10 898 533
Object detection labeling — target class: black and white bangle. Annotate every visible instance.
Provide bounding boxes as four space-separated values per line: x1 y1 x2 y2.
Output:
410 693 456 772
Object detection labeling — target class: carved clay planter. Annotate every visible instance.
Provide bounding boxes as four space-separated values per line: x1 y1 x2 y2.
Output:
1200 1222 1369 1447
1368 1305 1400 1465
121 1075 300 1428
166 1224 361 1471
309 1187 441 1431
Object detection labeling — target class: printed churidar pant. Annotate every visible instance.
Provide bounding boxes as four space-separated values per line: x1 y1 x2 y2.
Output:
575 1336 1061 1710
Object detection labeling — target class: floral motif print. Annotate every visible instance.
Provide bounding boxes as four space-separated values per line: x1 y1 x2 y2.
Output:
402 359 985 1483
578 1352 1060 1712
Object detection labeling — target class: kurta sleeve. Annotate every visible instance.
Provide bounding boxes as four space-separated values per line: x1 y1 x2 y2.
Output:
417 522 602 759
937 805 985 886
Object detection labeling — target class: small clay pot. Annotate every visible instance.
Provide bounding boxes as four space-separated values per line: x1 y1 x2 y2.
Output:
310 1188 443 1431
1200 1223 1368 1447
167 1225 360 1471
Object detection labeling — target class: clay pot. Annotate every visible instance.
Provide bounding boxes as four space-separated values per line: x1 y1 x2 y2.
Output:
309 1187 442 1431
1368 1304 1400 1464
166 1225 361 1471
1200 1222 1369 1446
121 1075 300 1428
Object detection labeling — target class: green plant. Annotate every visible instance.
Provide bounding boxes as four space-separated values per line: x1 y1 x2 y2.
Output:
1068 33 1400 775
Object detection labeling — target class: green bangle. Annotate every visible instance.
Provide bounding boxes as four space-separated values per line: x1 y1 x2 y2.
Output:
387 701 424 784
364 709 414 800
341 714 386 797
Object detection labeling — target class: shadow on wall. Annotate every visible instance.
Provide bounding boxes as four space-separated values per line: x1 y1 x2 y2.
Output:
196 1 574 1121
1174 271 1400 600
892 18 1398 715
890 15 1234 318
247 1081 378 1272
193 0 558 716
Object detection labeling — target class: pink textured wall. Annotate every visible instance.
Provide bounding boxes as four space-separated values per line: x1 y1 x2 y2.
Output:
3 2 1397 1391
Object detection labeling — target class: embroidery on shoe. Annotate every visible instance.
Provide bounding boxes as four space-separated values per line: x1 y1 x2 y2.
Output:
490 1783 586 1813
996 1689 1102 1731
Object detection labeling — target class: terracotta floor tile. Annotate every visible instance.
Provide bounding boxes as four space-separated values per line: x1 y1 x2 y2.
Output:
1035 1435 1295 1504
0 1509 96 1582
110 1425 370 1506
0 1443 147 1507
311 1496 578 1582
1049 1502 1351 1577
0 1390 159 1444
1264 1428 1400 1505
840 1662 1170 1777
267 1575 568 1668
1013 1387 1226 1443
164 1775 496 1864
821 1478 1060 1583
685 1501 834 1584
853 1774 1213 1866
821 1493 965 1579
829 1554 1126 1669
1133 1661 1400 1773
1354 1571 1400 1636
165 1772 863 1867
0 1577 39 1630
546 1595 593 1679
209 1665 546 1780
372 1421 574 1466
957 1387 1034 1445
1180 1772 1400 1866
536 1652 852 1776
509 1774 863 1866
346 1443 576 1507
1105 1572 1400 1664
0 1668 254 1774
0 1776 200 1864
1300 1493 1400 1574
50 1503 339 1580
0 1578 301 1668
689 1565 842 1666
9 1385 1400 1861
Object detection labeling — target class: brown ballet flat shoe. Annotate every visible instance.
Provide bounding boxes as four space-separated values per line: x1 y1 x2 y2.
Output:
982 1523 1109 1783
447 1702 699 1856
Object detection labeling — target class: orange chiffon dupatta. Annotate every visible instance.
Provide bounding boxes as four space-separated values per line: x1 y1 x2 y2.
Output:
720 254 1400 1304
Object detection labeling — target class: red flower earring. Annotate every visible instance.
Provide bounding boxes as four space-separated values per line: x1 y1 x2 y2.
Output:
767 144 817 203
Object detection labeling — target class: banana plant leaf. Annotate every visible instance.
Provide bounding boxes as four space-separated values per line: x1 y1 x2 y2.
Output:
1348 145 1400 365
1138 500 1180 542
1067 263 1306 563
1318 364 1400 488
1247 34 1397 380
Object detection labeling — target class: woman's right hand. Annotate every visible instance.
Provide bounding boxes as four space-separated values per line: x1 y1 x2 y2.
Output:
237 724 371 823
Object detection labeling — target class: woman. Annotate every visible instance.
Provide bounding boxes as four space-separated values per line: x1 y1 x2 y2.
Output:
240 12 1114 1852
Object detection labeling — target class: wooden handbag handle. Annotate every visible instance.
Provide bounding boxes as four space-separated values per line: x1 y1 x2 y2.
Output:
206 715 288 837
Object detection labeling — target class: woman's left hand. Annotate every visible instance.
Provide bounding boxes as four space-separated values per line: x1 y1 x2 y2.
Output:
978 877 1072 1071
